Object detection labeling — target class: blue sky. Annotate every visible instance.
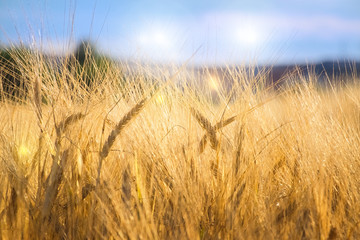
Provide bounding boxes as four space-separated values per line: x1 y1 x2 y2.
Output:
1 0 359 65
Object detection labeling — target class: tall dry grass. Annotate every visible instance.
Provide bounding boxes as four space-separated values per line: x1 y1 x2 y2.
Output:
0 46 360 239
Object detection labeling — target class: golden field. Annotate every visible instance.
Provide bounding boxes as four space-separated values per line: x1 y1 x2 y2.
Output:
0 48 360 239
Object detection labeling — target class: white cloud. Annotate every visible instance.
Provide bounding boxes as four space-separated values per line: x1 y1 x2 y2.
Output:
130 21 186 62
203 11 360 40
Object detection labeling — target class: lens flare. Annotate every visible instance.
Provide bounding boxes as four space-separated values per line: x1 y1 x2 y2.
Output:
156 94 165 105
208 75 219 90
18 144 30 158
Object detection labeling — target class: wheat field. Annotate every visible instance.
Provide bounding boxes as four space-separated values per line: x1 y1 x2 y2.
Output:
0 47 360 239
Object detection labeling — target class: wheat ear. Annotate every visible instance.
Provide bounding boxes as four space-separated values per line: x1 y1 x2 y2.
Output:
208 115 238 152
190 107 218 150
198 134 208 153
42 113 85 220
33 76 42 124
100 97 147 159
56 113 86 137
214 115 237 130
96 97 147 185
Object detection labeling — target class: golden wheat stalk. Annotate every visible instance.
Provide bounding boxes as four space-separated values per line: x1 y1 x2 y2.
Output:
96 97 147 186
56 113 86 137
41 149 69 220
214 115 237 130
100 97 147 160
121 166 131 205
41 113 85 219
234 123 245 176
190 107 218 150
198 134 208 153
191 107 237 153
33 76 42 123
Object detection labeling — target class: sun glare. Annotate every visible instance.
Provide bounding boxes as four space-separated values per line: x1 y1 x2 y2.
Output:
156 94 165 105
153 31 170 47
135 25 180 61
236 25 262 47
208 74 219 90
138 30 170 48
18 144 30 159
137 26 174 49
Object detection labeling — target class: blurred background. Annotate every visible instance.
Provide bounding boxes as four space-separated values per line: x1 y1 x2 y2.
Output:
0 0 360 65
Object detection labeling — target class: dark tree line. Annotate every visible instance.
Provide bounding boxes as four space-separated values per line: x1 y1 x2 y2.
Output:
0 41 115 101
0 46 30 100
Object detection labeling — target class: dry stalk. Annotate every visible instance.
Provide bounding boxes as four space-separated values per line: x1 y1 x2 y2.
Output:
100 97 147 160
234 123 245 176
33 76 42 124
191 107 237 153
199 135 208 154
41 113 85 221
56 113 86 137
121 165 132 207
190 107 218 150
97 97 147 185
41 149 69 220
214 115 237 130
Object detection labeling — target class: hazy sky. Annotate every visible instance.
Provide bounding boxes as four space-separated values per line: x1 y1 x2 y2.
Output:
1 0 360 64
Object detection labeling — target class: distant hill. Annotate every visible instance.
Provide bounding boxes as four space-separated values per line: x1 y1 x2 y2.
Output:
269 61 360 86
193 60 360 91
